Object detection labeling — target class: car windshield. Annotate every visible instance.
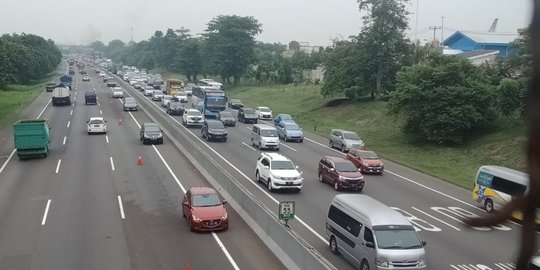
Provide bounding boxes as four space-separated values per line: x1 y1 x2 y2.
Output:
170 102 182 108
207 121 224 129
177 93 187 97
343 132 360 140
220 112 233 118
374 228 423 249
145 125 160 132
231 99 241 103
89 119 104 125
187 110 202 116
192 194 221 207
271 160 296 170
284 124 300 130
244 109 255 114
335 162 358 172
163 95 172 100
280 114 292 120
260 129 278 137
125 98 136 105
259 107 270 112
358 151 379 159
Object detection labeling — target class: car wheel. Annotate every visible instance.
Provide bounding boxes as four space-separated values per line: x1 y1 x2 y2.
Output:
329 140 333 148
341 145 346 153
330 236 339 255
258 142 262 150
251 138 255 146
299 139 303 143
189 217 195 232
267 179 273 192
360 260 370 270
485 199 494 213
256 171 261 183
334 181 340 191
318 173 324 182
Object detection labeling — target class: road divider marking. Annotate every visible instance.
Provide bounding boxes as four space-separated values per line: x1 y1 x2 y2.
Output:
110 157 115 171
212 232 240 270
55 159 61 173
67 121 70 128
128 112 141 128
38 99 52 118
106 135 109 144
280 143 297 152
73 97 76 101
117 195 125 219
100 110 103 115
62 136 67 145
41 199 51 225
0 149 16 175
71 103 74 107
98 102 101 106
411 207 461 231
241 142 256 151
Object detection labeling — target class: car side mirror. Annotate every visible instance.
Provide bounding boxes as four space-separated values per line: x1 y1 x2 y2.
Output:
183 201 189 206
264 165 269 169
366 242 375 249
105 120 108 123
422 241 427 246
222 199 227 205
86 120 89 123
329 168 335 172
295 165 299 169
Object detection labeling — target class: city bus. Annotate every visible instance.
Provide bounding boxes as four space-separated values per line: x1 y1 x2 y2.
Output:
192 86 227 118
472 165 539 223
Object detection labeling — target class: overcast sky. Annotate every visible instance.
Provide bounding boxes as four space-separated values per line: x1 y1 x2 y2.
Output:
0 0 532 46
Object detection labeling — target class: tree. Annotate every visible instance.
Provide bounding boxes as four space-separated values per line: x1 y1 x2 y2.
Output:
105 39 126 61
178 38 203 81
357 0 411 99
389 54 496 144
90 40 106 52
496 78 527 117
203 15 262 85
321 40 364 98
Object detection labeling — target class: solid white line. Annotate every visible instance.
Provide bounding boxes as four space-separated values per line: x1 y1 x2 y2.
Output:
37 98 52 118
110 157 115 171
128 111 141 128
41 199 51 225
67 121 70 128
73 97 76 101
117 195 125 219
55 159 61 173
62 136 67 145
100 110 103 115
212 232 240 270
106 135 109 144
280 143 297 152
98 102 101 106
241 142 256 151
70 110 73 115
411 207 461 231
71 102 74 107
0 149 16 174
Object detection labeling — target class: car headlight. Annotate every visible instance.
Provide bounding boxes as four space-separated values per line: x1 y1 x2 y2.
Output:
273 175 283 180
418 258 426 267
338 175 345 181
222 212 228 220
376 257 389 267
192 215 201 222
363 162 370 167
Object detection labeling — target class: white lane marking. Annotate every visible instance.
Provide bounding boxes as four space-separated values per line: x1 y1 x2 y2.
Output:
67 121 70 128
62 136 67 145
241 142 256 151
70 110 73 115
98 102 101 106
150 144 240 269
55 159 61 173
37 98 52 118
41 199 51 225
110 157 115 171
135 90 329 244
119 99 124 104
128 112 141 128
117 195 125 219
212 232 240 270
100 110 103 115
245 127 251 131
280 143 297 152
71 102 74 107
73 97 76 101
0 149 16 174
106 135 109 144
411 207 461 231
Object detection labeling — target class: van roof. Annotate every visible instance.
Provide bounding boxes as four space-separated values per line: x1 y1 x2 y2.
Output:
478 165 528 185
332 194 411 226
253 124 276 130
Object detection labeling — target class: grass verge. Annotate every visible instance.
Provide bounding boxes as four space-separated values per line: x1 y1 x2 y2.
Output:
227 84 527 188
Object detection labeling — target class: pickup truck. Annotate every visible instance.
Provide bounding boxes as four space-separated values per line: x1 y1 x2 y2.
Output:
13 119 50 159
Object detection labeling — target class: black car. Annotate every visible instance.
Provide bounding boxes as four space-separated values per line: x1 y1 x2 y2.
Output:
237 107 258 124
217 111 236 126
85 91 97 105
228 99 244 109
140 123 163 144
201 120 228 142
167 101 185 115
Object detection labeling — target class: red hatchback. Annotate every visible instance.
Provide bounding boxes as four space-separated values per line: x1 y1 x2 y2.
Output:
318 156 365 191
346 149 384 175
182 187 228 232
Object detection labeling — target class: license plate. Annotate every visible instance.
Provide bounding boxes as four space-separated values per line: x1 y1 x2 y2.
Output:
94 125 100 127
287 182 293 185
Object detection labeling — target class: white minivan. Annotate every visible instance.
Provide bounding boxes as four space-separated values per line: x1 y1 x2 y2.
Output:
250 124 280 150
326 194 427 270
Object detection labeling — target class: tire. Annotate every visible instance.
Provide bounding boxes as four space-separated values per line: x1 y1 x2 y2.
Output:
251 138 255 146
329 140 333 148
334 180 340 191
267 179 273 192
189 217 195 232
485 199 494 213
318 173 324 182
299 139 303 143
258 142 262 150
360 260 370 270
256 171 261 183
330 236 339 255
223 138 227 142
341 144 346 153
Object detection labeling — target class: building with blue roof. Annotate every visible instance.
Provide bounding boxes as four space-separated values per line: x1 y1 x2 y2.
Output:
442 31 518 56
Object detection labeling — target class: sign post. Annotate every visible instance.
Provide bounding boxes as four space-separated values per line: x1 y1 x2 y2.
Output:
278 201 295 227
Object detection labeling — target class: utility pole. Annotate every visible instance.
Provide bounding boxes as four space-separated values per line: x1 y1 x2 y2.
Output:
440 16 445 46
130 27 134 43
429 26 441 44
414 0 420 61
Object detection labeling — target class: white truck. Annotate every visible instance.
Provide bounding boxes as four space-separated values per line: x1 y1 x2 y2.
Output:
52 86 71 106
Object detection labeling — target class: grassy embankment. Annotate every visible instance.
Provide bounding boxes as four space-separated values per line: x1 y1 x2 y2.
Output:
227 83 527 188
0 68 64 128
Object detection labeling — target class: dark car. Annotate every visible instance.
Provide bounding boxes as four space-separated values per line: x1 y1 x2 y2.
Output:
140 123 163 144
201 120 228 142
182 187 228 232
85 91 97 105
318 156 365 191
167 101 185 115
237 107 258 124
123 97 138 111
227 99 243 109
107 80 116 87
217 111 236 126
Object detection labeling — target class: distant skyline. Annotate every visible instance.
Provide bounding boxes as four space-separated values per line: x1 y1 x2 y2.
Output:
0 0 532 46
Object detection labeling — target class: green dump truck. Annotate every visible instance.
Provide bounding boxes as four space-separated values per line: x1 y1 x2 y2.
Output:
13 119 50 159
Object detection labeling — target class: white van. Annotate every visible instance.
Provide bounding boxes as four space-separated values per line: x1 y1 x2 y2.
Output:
326 194 427 270
251 124 279 150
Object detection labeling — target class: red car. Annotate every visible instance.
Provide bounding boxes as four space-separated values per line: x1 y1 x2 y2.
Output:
346 149 384 174
182 187 228 232
318 156 365 191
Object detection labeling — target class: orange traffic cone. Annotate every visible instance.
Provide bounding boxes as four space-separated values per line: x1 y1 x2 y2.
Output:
186 264 191 270
137 154 143 165
118 119 123 126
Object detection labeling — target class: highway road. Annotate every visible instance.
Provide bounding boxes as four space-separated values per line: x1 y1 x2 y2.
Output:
0 64 285 270
109 68 540 270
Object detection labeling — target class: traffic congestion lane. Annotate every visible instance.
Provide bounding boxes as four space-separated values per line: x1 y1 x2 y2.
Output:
94 71 286 270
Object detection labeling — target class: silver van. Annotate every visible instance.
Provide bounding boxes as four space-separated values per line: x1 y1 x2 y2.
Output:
326 194 427 270
251 124 280 150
